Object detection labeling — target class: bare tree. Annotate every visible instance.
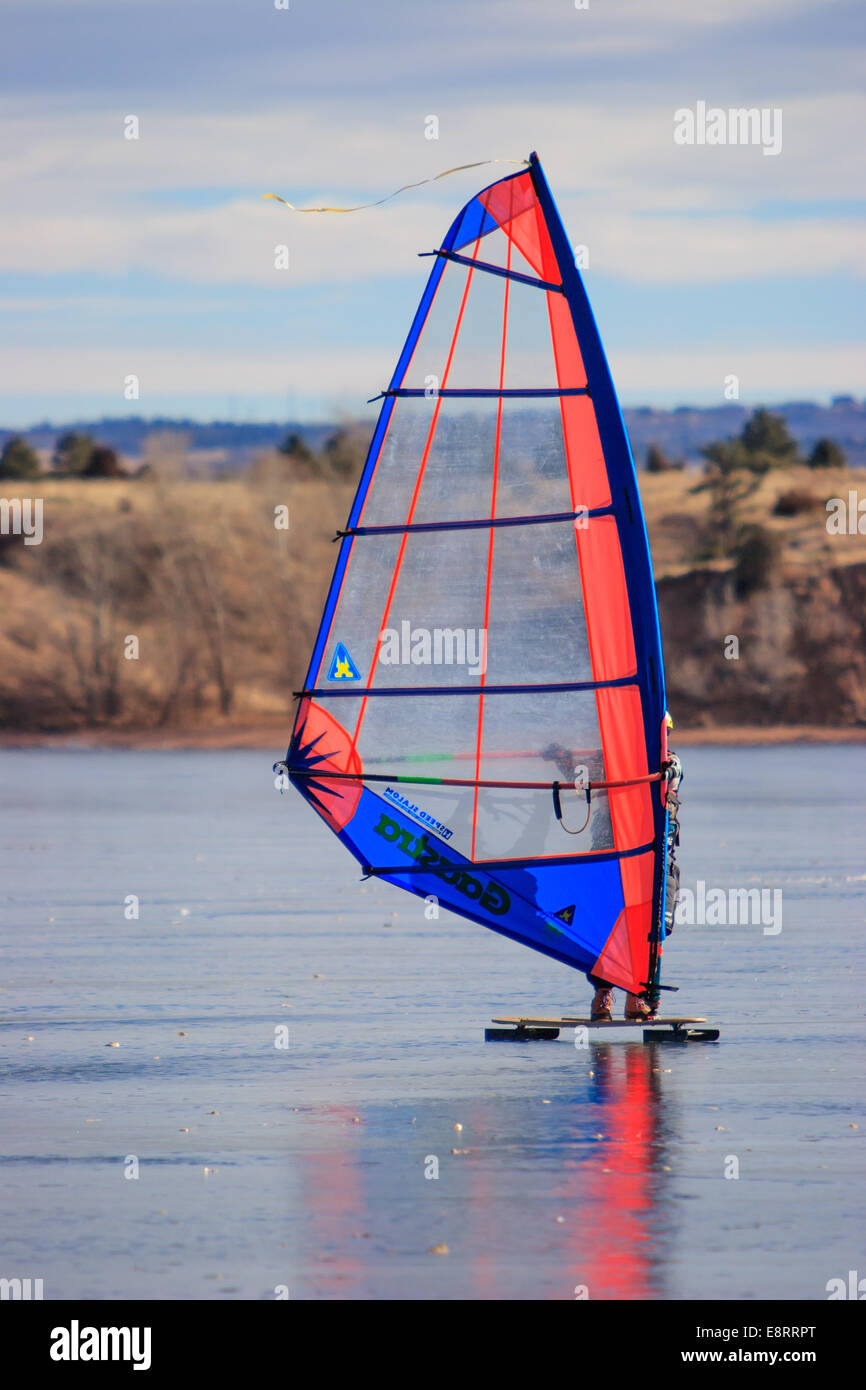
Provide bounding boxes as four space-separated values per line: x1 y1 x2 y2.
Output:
55 530 127 721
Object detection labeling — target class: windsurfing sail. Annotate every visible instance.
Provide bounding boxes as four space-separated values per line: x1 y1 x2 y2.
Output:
280 152 670 1005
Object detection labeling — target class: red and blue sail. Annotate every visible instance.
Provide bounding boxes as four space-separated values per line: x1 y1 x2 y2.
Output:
283 153 668 999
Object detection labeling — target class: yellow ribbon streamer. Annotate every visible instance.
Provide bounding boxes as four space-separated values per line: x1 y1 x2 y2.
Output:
263 158 527 213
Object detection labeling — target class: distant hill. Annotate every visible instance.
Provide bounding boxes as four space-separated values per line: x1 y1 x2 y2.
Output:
2 397 865 470
624 397 866 469
0 416 337 469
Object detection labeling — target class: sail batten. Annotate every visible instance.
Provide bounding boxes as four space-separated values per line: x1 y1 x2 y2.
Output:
378 387 589 398
340 506 613 538
419 247 565 295
297 677 639 698
286 154 667 997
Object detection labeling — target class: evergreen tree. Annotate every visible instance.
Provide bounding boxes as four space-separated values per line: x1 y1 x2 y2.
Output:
733 525 782 597
739 408 800 466
697 439 762 555
807 436 846 469
277 431 316 465
81 445 124 477
53 430 96 473
0 435 41 479
646 443 675 473
323 428 367 478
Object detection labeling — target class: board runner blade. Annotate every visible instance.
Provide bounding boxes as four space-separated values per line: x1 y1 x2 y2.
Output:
484 1025 560 1041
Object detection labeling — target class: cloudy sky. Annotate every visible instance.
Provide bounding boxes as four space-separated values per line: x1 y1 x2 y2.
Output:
1 0 864 426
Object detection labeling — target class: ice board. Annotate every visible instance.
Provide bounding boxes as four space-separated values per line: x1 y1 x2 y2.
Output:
485 1015 719 1043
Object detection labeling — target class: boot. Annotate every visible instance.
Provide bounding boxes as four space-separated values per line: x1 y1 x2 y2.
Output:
625 993 655 1021
591 987 614 1022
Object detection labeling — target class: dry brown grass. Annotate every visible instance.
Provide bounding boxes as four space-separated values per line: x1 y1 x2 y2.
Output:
0 469 354 731
639 464 866 578
2 461 865 733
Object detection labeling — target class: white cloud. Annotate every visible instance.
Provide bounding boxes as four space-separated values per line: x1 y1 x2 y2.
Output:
608 342 866 400
0 345 391 396
578 213 866 284
0 95 863 288
4 0 822 24
2 194 862 292
2 340 863 405
1 0 861 416
3 93 862 207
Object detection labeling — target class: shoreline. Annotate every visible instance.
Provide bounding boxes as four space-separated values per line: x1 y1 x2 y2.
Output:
1 723 865 750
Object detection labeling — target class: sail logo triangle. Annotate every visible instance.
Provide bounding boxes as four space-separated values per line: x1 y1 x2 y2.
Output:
327 642 361 682
554 904 576 926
